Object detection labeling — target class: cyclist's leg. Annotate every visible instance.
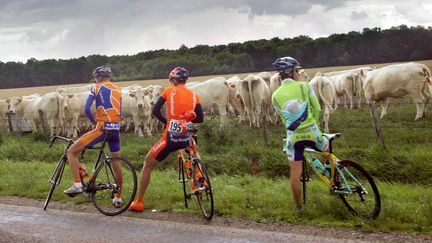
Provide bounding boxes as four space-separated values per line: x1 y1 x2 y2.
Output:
286 132 303 209
108 132 122 198
132 135 169 205
65 123 104 193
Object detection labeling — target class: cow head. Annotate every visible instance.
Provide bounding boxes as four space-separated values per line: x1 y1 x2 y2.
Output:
129 88 150 109
7 97 23 115
62 93 75 111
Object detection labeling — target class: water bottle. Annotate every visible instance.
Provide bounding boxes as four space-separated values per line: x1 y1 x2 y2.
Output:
312 159 325 174
324 161 331 178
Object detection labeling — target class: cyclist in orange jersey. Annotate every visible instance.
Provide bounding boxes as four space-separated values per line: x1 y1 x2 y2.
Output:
129 67 204 212
64 65 124 207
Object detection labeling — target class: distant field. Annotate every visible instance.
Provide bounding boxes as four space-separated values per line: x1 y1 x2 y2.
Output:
1 59 431 99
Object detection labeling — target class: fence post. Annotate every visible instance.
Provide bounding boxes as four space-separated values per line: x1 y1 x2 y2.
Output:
38 110 50 141
6 113 13 133
262 110 269 146
369 103 385 148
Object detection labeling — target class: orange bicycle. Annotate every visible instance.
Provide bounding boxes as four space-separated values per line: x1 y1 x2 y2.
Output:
177 127 214 220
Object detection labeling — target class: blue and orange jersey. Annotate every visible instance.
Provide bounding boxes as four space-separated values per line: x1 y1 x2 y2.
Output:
85 81 122 123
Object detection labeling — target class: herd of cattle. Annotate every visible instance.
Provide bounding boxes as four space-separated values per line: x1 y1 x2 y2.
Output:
0 62 430 137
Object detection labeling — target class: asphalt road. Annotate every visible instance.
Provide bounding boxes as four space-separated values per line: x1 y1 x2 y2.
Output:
0 203 365 243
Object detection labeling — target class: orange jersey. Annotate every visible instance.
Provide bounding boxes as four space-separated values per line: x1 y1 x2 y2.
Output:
161 84 200 123
91 81 122 122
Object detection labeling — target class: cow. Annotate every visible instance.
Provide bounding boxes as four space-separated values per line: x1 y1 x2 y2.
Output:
142 84 165 133
122 87 152 137
326 72 363 109
309 76 336 133
231 74 271 128
363 62 431 120
189 77 230 126
257 72 272 87
185 82 200 87
226 76 246 122
59 91 93 138
56 84 93 93
7 92 64 136
322 66 372 78
0 99 9 132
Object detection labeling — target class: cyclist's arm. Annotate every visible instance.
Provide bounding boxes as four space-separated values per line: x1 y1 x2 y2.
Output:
84 94 96 125
192 104 204 123
152 96 167 125
308 84 321 122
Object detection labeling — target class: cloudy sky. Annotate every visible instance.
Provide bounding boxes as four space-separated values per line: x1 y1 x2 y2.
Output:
0 0 431 62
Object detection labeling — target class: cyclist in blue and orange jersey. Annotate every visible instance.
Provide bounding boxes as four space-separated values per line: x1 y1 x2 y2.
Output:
271 57 329 210
64 65 124 207
129 66 204 212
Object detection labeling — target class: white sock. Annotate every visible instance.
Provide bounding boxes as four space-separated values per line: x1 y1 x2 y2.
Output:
74 182 83 188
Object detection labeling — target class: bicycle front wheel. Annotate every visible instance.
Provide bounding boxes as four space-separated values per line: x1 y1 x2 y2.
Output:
44 157 67 211
193 159 214 220
91 157 137 216
335 160 381 219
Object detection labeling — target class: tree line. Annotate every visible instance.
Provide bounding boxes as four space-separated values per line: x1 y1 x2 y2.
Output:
1 25 432 89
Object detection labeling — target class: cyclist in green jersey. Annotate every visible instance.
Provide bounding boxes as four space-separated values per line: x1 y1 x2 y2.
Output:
271 56 329 210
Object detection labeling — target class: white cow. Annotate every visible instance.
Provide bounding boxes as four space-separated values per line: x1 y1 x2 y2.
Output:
122 88 152 137
8 92 64 136
143 84 165 133
363 62 431 120
189 77 230 126
0 99 9 132
226 76 246 122
322 66 372 78
309 76 336 133
231 74 271 128
326 72 363 109
56 84 93 93
257 72 272 87
59 91 93 138
185 82 200 87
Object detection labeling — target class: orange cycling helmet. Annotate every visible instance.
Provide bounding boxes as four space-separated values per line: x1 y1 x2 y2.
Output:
169 67 189 83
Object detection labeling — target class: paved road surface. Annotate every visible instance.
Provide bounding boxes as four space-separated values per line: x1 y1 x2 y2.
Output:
0 204 364 243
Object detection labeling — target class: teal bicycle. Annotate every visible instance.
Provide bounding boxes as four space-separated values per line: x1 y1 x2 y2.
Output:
296 133 381 219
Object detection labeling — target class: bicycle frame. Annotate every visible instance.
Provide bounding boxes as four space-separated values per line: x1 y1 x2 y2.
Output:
177 133 199 208
50 131 119 190
303 148 368 196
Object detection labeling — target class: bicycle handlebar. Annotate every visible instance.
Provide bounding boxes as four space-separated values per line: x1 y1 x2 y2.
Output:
49 136 74 148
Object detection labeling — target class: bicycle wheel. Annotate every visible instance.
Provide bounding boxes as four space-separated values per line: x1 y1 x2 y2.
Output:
178 157 190 209
335 160 381 219
193 159 214 220
44 157 67 210
91 157 137 216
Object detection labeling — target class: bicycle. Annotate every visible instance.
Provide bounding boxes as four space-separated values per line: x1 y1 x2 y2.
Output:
177 127 214 220
43 127 137 216
291 133 381 219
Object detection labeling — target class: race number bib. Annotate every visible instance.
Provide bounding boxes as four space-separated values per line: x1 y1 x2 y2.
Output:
168 120 184 135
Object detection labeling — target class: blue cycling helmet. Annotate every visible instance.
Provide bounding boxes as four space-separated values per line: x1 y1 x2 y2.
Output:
272 57 301 76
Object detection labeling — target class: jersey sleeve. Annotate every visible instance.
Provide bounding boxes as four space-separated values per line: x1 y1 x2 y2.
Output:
307 83 321 122
160 86 170 100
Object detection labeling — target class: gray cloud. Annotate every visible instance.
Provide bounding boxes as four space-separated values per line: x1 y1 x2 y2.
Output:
351 10 368 20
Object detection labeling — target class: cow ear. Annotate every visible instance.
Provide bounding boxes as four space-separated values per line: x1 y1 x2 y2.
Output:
18 97 23 102
360 69 364 77
229 83 236 90
144 90 149 95
5 98 10 103
67 94 74 98
129 91 136 97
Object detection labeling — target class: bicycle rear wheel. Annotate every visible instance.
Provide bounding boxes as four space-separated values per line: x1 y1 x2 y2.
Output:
335 160 381 219
44 157 67 210
193 159 214 220
91 157 137 216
